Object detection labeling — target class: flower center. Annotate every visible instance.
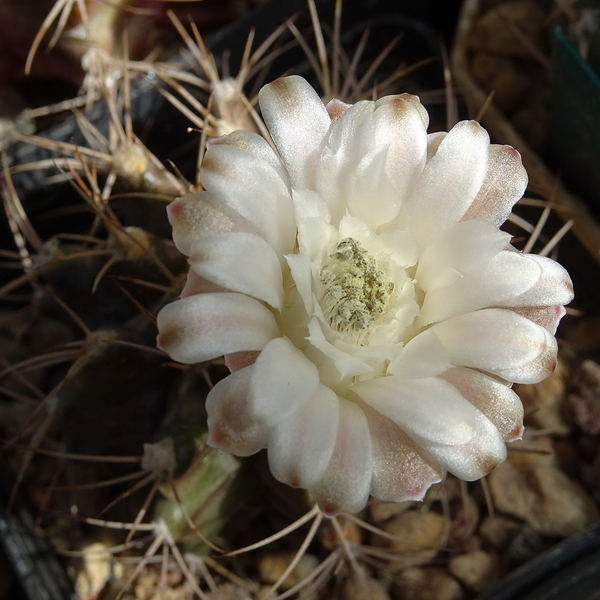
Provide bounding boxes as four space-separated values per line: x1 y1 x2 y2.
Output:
319 238 394 344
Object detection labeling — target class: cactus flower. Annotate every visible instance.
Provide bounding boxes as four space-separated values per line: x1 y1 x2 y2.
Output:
157 76 573 515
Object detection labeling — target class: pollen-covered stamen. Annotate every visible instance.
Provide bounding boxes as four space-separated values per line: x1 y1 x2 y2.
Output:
320 238 394 343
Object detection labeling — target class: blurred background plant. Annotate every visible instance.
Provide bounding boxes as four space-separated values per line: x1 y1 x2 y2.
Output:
1 1 599 599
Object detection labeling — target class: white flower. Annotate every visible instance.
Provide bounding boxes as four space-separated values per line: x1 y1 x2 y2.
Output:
157 76 573 515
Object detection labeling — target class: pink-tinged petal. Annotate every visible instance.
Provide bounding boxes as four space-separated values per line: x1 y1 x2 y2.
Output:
361 403 443 502
507 305 566 334
325 98 351 121
416 220 512 292
224 351 259 373
189 232 284 310
462 145 528 226
424 409 507 481
503 254 574 307
440 367 524 441
206 365 267 456
208 129 289 182
181 271 227 298
258 75 331 189
353 376 478 447
420 250 542 324
268 385 339 489
431 308 558 384
344 96 429 229
156 293 278 364
248 337 320 426
373 94 428 204
400 120 490 245
167 192 250 256
310 399 372 515
201 143 295 255
314 101 375 223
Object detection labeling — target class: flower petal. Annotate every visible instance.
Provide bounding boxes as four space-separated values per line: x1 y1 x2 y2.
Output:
353 376 478 446
259 76 331 189
268 385 339 489
189 232 284 310
440 367 524 441
400 120 490 245
362 403 443 502
201 142 295 254
388 329 452 379
248 337 320 426
420 250 542 323
508 305 566 334
310 399 372 515
416 220 512 292
206 365 268 456
208 129 289 181
156 293 278 363
372 94 428 207
425 409 507 480
503 254 574 307
462 144 528 226
167 192 249 256
431 308 558 384
181 271 227 298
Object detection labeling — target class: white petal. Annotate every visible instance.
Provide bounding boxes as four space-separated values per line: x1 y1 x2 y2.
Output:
353 376 478 446
310 399 372 515
372 94 428 207
504 254 574 307
156 293 279 363
189 232 284 310
314 101 375 223
416 220 512 292
376 229 419 267
268 385 339 489
208 129 289 181
248 337 320 426
462 144 528 226
400 120 490 245
258 76 331 189
426 131 446 158
361 403 443 502
201 142 295 254
431 308 558 384
181 271 227 298
425 409 507 480
206 365 267 456
285 253 314 317
440 367 524 441
292 188 334 261
347 147 399 229
508 305 566 334
388 329 452 379
420 250 542 324
307 317 372 381
354 376 506 481
167 192 249 256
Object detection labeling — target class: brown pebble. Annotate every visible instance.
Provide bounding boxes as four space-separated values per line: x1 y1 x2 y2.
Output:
449 550 500 594
391 567 463 600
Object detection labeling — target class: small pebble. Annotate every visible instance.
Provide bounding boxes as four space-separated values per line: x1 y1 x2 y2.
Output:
449 550 499 594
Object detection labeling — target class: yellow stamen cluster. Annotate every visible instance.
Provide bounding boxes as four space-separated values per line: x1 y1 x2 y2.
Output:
320 238 394 344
